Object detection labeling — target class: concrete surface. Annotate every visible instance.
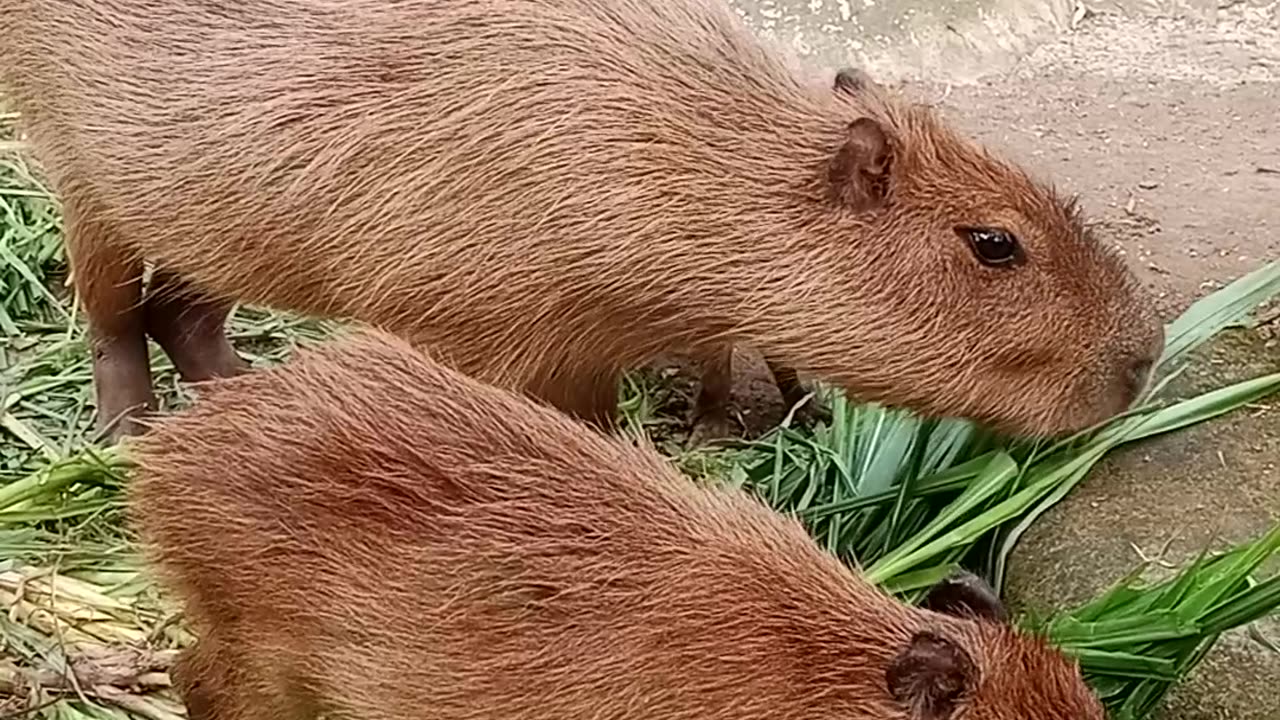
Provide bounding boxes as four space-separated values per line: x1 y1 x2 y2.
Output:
719 1 1280 717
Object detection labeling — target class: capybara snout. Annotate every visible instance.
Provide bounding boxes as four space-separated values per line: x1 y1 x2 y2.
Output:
127 328 1107 720
0 0 1162 442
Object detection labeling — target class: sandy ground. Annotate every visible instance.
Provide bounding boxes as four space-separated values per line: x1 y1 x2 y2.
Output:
702 4 1279 718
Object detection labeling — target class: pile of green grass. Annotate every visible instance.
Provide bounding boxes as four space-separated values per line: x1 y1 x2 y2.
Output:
1 111 66 333
2 124 1278 718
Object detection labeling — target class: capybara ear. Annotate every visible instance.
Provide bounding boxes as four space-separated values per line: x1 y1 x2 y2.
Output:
827 117 892 213
920 570 1009 624
833 67 876 95
886 631 976 720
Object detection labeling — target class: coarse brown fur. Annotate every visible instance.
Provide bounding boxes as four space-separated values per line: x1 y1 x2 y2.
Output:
1 0 1163 441
126 328 1106 720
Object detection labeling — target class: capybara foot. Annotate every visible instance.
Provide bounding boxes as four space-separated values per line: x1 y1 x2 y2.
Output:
144 271 248 382
687 408 742 447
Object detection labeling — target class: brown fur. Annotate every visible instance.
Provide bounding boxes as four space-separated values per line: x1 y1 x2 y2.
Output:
1 0 1163 441
126 328 1105 720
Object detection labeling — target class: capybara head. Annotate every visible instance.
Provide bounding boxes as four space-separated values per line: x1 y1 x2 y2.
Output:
795 68 1164 438
126 329 1106 720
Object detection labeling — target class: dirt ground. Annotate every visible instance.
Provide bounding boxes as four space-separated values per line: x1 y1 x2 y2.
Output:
701 5 1279 719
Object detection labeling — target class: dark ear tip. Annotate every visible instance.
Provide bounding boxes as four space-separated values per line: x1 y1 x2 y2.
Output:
921 570 1009 624
847 115 882 132
834 67 873 95
943 569 985 587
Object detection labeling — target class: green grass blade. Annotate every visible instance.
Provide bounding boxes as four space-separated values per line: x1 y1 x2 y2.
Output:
863 452 1021 583
1067 648 1181 680
1155 260 1280 374
1197 574 1280 635
1129 372 1280 441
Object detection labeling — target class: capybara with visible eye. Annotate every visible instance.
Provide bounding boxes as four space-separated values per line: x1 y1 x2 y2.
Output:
0 0 1164 442
126 329 1106 720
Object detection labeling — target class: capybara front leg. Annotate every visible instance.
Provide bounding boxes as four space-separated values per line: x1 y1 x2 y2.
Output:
689 343 740 445
765 359 830 427
578 368 623 432
539 367 622 432
144 269 248 383
64 200 155 440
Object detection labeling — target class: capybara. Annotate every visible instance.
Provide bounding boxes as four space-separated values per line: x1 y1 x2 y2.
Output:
0 0 1164 442
127 329 1105 720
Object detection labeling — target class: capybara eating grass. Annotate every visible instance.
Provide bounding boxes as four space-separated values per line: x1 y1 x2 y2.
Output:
127 329 1106 720
0 0 1164 441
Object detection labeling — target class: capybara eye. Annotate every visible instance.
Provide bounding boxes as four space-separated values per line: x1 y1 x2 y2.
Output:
963 228 1021 267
